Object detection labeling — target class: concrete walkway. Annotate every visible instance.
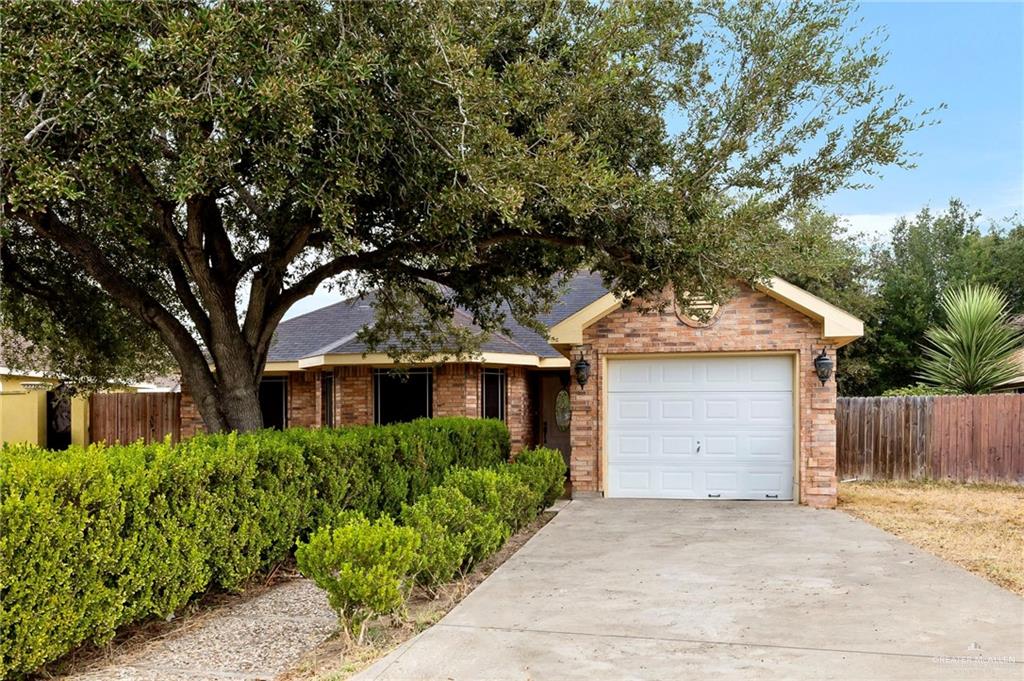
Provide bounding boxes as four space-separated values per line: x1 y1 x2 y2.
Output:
64 579 335 681
356 499 1024 680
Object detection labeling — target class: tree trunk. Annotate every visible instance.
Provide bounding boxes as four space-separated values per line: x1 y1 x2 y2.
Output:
174 334 266 434
183 364 265 434
221 381 266 432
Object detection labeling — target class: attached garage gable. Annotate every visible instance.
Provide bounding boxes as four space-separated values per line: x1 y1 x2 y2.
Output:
607 356 794 500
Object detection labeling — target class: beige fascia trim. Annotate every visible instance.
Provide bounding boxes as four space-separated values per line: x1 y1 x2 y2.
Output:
546 292 622 346
757 277 864 347
546 278 864 349
298 352 569 369
264 361 302 373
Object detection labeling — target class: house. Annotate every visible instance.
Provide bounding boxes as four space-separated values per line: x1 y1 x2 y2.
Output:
0 367 90 449
0 336 177 448
1002 349 1024 393
181 273 863 508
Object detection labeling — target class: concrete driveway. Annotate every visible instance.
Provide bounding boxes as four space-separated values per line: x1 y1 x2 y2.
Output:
356 499 1024 680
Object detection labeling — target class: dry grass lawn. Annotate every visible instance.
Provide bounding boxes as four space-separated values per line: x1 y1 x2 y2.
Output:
839 480 1024 595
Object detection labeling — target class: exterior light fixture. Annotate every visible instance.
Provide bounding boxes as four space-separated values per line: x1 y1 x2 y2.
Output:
813 348 834 386
573 352 591 389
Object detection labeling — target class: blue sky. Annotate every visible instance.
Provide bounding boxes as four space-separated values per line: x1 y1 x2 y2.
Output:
825 1 1023 238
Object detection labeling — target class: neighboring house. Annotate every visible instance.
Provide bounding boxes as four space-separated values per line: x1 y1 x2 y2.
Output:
181 273 863 508
0 337 174 448
0 367 90 449
1002 348 1024 393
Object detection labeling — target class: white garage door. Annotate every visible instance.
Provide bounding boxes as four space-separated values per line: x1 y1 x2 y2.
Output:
607 356 794 500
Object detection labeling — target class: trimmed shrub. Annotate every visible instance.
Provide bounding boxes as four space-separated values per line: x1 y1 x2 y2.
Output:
298 445 570 633
399 486 480 587
295 512 419 643
512 447 567 508
0 417 508 678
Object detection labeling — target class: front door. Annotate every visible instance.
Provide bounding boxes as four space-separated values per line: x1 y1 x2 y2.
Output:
539 373 572 468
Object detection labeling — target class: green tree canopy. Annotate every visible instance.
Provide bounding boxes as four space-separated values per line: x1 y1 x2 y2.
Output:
1 0 928 431
772 205 879 395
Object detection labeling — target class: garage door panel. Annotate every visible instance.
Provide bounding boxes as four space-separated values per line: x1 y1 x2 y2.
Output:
607 356 794 501
617 435 651 455
662 436 695 455
661 400 694 420
611 430 696 459
615 468 653 493
705 471 740 496
747 471 791 498
616 399 651 421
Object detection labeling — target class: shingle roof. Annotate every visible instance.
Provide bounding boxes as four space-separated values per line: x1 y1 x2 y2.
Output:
267 272 608 362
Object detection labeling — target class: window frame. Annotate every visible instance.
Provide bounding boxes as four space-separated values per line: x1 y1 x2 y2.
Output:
480 368 507 421
259 375 289 430
373 368 433 425
320 371 335 427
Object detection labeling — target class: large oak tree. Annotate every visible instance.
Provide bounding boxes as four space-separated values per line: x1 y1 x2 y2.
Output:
1 0 930 432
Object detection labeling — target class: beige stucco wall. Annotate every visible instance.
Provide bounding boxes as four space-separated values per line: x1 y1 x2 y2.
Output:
0 375 47 446
0 374 89 448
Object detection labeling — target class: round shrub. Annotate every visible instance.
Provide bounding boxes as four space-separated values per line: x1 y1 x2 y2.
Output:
295 511 420 643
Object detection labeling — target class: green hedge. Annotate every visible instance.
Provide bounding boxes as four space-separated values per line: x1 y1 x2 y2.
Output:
0 418 509 679
297 447 566 638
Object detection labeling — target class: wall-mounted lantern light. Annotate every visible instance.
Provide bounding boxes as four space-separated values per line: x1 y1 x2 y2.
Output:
813 348 834 386
573 352 591 389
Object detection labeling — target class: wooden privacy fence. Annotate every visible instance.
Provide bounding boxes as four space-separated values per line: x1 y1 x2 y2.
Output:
837 395 1024 483
89 392 181 445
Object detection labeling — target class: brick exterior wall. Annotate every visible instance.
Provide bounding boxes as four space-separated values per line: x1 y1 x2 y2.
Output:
506 366 533 453
570 284 838 508
287 372 317 428
337 366 372 426
434 364 481 418
180 388 203 439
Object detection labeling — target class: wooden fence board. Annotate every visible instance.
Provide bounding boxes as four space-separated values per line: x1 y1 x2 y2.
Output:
89 393 181 445
838 394 1024 484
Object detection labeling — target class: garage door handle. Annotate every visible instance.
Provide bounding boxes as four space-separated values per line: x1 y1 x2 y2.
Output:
766 494 779 499
707 493 721 498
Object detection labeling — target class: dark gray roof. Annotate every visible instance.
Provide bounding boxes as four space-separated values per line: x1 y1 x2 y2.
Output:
268 294 378 361
536 271 610 327
267 272 609 362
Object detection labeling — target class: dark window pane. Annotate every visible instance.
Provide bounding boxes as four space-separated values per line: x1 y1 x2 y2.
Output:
321 372 334 427
46 390 71 450
481 369 506 421
375 369 432 425
259 377 288 430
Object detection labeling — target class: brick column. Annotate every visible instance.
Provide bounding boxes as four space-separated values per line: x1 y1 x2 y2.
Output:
337 366 373 425
802 347 838 508
179 385 205 439
568 344 599 493
506 366 531 453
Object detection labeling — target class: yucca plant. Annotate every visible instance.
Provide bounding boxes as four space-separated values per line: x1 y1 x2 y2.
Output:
917 284 1024 394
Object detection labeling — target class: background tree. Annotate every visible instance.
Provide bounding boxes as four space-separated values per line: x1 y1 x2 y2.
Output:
917 284 1023 394
772 205 879 395
865 201 1023 393
1 0 929 432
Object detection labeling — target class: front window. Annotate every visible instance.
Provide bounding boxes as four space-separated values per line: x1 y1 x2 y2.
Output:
259 376 288 430
321 371 334 427
481 368 507 421
374 368 433 424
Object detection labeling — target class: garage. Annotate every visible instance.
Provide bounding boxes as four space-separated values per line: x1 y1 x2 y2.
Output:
606 355 795 500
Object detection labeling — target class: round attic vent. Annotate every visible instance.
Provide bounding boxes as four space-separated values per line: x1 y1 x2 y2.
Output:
673 296 721 328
